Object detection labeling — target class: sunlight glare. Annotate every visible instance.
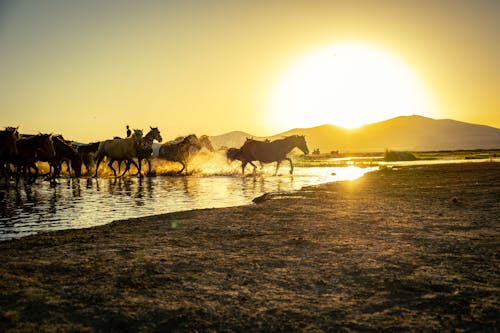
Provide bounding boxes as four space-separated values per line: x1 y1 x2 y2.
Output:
268 43 436 130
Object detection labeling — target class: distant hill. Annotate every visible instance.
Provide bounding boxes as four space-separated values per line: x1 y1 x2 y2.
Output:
208 115 500 152
208 131 266 151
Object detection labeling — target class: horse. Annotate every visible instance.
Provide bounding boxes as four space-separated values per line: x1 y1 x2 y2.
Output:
238 135 309 175
50 135 82 178
0 127 19 181
93 130 143 178
35 135 81 179
226 147 242 163
158 134 202 174
198 135 215 152
76 142 100 175
15 133 56 183
134 126 162 176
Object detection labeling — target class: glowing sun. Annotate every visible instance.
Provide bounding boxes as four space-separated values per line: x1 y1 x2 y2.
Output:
268 43 436 130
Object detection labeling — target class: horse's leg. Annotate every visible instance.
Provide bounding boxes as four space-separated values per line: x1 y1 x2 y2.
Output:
130 159 141 177
116 161 122 175
50 162 58 181
64 160 72 177
249 161 257 175
286 157 293 175
119 160 131 177
108 159 118 178
177 162 186 174
15 164 22 185
136 157 143 178
241 161 247 174
120 159 140 177
55 161 63 178
94 156 104 178
146 158 152 176
274 161 281 176
30 163 39 183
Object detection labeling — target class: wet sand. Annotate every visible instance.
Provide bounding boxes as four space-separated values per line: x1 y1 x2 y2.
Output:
0 162 499 332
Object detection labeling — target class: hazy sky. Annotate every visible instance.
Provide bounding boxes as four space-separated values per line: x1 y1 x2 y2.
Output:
1 0 499 142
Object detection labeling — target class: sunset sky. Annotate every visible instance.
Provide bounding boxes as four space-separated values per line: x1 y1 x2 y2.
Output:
1 1 499 142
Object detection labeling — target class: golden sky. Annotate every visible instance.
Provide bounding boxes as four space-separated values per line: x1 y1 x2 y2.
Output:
1 1 499 142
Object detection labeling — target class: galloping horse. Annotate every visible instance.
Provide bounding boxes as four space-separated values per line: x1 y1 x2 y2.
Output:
94 130 143 178
158 134 202 174
15 134 56 183
198 135 215 152
238 135 309 175
134 126 162 176
0 127 19 181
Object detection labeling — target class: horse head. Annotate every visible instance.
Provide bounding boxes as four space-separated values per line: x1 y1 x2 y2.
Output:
199 135 215 152
226 147 242 162
292 135 309 155
38 133 57 159
184 134 202 150
5 126 20 140
0 128 18 156
148 126 162 143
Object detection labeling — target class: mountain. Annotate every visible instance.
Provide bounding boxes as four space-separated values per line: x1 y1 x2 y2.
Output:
209 116 500 152
208 131 265 150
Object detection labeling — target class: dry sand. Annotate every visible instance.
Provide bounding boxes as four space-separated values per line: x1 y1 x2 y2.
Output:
0 162 499 332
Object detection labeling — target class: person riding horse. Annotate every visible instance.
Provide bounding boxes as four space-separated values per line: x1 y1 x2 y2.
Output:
94 130 143 178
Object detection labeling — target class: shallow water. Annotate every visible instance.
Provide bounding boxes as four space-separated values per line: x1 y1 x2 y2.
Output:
0 166 374 240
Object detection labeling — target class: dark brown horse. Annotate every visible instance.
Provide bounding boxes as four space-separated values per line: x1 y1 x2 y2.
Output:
134 126 162 177
51 135 82 178
15 134 56 183
238 135 309 175
226 147 242 163
158 134 201 174
77 142 100 175
0 127 19 181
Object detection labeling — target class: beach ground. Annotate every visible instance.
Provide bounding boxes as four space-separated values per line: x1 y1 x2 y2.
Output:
0 162 499 332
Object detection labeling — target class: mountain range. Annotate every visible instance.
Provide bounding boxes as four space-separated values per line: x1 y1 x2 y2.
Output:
207 115 500 152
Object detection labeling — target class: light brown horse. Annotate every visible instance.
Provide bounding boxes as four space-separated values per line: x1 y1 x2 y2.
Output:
238 135 309 175
94 130 143 178
158 134 202 174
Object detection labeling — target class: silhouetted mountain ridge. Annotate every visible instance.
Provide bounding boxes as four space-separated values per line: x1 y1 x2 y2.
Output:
209 115 500 152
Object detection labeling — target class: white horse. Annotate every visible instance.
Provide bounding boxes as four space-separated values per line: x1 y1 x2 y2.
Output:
94 130 143 178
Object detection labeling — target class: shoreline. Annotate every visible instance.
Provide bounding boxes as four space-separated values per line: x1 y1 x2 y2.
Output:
1 162 499 331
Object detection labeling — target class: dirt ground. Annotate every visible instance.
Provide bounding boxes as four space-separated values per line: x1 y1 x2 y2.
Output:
0 162 499 332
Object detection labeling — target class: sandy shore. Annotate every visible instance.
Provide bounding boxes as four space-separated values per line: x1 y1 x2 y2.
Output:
0 162 499 332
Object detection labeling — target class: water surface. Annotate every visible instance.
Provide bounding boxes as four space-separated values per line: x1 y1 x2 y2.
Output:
0 166 373 240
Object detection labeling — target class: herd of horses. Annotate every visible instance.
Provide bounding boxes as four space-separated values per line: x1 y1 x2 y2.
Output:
0 125 309 184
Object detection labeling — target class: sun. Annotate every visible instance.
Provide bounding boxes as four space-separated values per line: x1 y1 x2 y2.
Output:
268 43 436 130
